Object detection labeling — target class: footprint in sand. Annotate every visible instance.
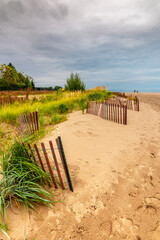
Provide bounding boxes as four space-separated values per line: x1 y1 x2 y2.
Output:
87 131 98 137
99 221 112 238
111 216 140 239
74 130 87 137
136 204 157 216
148 225 160 240
144 196 160 208
74 130 98 137
96 158 101 164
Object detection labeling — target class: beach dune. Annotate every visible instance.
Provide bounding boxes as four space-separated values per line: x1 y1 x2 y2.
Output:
1 93 160 240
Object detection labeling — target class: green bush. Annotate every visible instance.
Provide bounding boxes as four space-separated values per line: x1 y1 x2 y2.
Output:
50 114 67 125
87 90 113 102
65 73 85 91
58 103 69 113
79 98 87 114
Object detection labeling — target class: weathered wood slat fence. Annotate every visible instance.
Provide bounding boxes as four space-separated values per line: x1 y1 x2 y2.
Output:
22 135 73 191
86 100 127 125
17 111 39 136
0 96 27 106
114 96 139 111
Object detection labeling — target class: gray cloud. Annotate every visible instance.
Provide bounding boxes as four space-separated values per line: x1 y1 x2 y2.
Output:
0 0 160 91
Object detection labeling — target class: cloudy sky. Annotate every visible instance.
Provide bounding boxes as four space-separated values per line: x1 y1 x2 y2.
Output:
0 0 160 91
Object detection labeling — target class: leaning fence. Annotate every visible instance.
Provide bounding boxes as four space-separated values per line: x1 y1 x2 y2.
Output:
21 129 73 192
86 100 127 125
16 110 39 137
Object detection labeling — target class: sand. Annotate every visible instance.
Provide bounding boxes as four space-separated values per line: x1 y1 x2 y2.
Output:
1 93 160 240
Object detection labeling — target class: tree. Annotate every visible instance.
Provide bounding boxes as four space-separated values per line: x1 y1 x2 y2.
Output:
8 62 16 70
53 86 62 91
64 73 85 91
0 63 35 90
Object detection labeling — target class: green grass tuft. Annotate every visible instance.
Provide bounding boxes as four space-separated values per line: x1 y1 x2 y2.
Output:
0 141 57 228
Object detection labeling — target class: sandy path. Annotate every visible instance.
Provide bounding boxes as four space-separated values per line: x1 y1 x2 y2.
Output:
1 94 160 240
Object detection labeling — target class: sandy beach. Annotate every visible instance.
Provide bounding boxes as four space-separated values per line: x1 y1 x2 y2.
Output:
1 93 160 240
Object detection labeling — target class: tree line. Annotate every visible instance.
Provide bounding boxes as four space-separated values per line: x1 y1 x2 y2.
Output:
0 63 86 92
0 63 35 91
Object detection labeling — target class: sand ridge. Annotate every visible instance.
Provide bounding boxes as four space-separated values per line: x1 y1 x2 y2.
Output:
1 93 160 240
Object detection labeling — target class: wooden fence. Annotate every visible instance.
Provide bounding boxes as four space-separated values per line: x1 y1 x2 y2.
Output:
86 100 127 125
22 136 73 191
0 96 27 105
114 95 139 111
17 111 39 137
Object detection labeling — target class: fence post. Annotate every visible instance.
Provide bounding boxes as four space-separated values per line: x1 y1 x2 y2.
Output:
56 128 73 192
49 141 65 190
118 104 119 123
125 105 127 125
36 108 39 131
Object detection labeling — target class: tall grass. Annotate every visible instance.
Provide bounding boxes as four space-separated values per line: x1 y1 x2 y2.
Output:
0 90 113 125
0 141 56 228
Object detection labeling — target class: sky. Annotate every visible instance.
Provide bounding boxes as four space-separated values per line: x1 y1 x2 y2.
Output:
0 0 160 92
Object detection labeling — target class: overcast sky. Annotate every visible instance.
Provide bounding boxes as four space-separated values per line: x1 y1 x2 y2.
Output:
0 0 160 91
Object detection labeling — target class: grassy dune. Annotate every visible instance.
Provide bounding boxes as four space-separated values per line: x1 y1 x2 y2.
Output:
0 90 113 125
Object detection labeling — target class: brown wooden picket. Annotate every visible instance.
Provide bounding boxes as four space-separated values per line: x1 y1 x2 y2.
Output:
86 100 127 125
17 111 39 137
22 139 72 191
114 95 139 111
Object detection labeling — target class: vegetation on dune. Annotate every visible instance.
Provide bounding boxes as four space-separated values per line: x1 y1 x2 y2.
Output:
0 88 113 155
0 89 113 124
0 141 57 231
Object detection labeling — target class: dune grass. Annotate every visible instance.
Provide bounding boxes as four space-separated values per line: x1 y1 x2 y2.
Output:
0 141 57 231
0 90 113 125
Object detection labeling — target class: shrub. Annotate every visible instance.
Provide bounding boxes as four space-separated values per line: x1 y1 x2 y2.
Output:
65 73 85 91
58 103 69 113
79 98 87 114
50 114 67 125
87 92 102 101
87 90 113 102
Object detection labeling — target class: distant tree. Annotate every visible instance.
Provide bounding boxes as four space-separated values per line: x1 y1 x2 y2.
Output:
8 62 16 70
53 86 62 91
65 73 85 91
31 79 35 90
0 63 35 90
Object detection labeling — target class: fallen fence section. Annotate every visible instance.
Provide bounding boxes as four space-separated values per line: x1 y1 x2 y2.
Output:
22 138 73 192
86 100 127 125
17 111 39 137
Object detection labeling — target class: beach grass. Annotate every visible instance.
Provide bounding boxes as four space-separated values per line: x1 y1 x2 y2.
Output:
0 141 57 230
0 90 113 125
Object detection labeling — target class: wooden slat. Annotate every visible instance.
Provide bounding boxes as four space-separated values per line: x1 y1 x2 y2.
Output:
28 143 37 163
56 137 73 192
22 142 31 159
34 144 46 172
30 112 35 132
49 141 65 190
41 142 58 189
36 111 39 131
33 112 37 131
